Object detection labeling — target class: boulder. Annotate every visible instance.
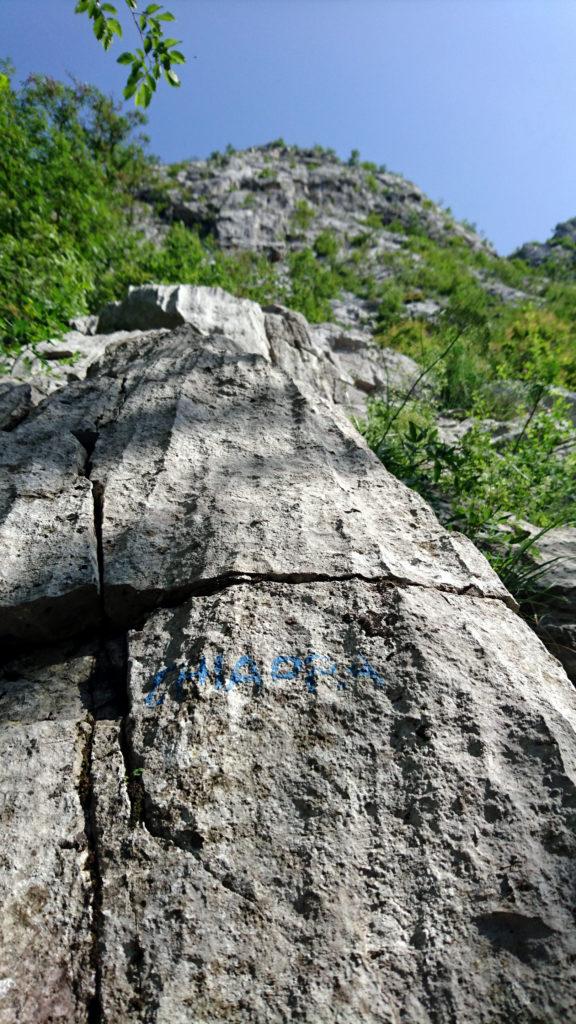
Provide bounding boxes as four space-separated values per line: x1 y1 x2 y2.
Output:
1 288 576 1023
97 284 270 360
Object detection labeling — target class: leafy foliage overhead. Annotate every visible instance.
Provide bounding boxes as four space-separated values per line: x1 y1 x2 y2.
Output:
74 0 185 106
0 69 150 365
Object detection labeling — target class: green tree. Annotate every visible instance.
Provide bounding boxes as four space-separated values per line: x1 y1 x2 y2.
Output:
0 68 151 366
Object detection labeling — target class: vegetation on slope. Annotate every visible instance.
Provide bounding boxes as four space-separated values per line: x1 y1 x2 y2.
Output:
1 70 574 611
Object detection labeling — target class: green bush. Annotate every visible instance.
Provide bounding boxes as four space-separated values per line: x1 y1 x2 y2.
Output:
0 69 150 368
285 249 342 322
291 199 315 232
313 231 339 260
360 394 575 603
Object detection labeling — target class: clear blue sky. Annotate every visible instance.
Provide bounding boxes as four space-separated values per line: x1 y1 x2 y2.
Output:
3 0 576 254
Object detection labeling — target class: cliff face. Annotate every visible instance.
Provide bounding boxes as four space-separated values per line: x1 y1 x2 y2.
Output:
1 286 576 1023
141 143 491 255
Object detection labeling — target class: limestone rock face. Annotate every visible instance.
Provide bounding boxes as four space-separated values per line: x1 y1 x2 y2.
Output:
97 284 270 359
0 646 98 1023
0 382 40 431
1 288 576 1023
142 145 491 257
0 421 100 644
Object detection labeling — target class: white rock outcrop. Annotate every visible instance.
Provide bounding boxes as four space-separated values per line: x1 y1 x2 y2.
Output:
1 287 575 1023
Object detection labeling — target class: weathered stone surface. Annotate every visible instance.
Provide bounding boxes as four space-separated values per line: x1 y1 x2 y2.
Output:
5 328 157 398
526 526 576 685
86 327 507 625
98 285 424 416
309 322 424 414
97 284 270 361
0 302 506 643
533 525 576 606
0 646 97 1024
0 382 39 431
2 287 576 1023
0 421 100 643
142 144 492 257
90 579 576 1021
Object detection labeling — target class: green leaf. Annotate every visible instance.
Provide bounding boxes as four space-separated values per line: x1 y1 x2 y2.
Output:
165 69 180 86
117 51 134 64
144 3 162 12
75 1 91 12
123 80 137 99
156 11 176 20
108 18 123 36
135 81 152 107
144 35 152 53
101 3 117 11
93 15 106 39
169 51 185 64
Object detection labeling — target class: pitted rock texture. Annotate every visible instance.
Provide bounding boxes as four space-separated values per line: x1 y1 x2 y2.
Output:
0 422 100 643
0 297 507 643
1 288 576 1024
0 647 98 1023
108 580 576 1023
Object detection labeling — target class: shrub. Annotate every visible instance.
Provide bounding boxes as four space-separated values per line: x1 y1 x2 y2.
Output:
360 394 575 604
285 248 342 322
0 69 150 367
291 199 315 232
313 231 339 260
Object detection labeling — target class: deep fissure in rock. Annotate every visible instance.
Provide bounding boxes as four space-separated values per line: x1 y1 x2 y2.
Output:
78 683 104 1024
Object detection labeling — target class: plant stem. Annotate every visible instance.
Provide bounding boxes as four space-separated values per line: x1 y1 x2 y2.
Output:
512 383 545 452
377 329 462 449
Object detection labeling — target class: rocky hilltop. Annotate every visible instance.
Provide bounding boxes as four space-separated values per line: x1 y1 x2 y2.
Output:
141 142 490 255
1 281 576 1023
513 217 576 271
7 144 576 685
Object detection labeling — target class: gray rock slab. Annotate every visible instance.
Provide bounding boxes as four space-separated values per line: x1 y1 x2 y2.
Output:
0 423 100 643
0 298 507 644
0 647 97 1023
0 382 39 431
535 612 576 687
526 525 576 684
97 285 270 361
533 525 576 605
84 327 508 624
86 578 576 1022
309 323 426 414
